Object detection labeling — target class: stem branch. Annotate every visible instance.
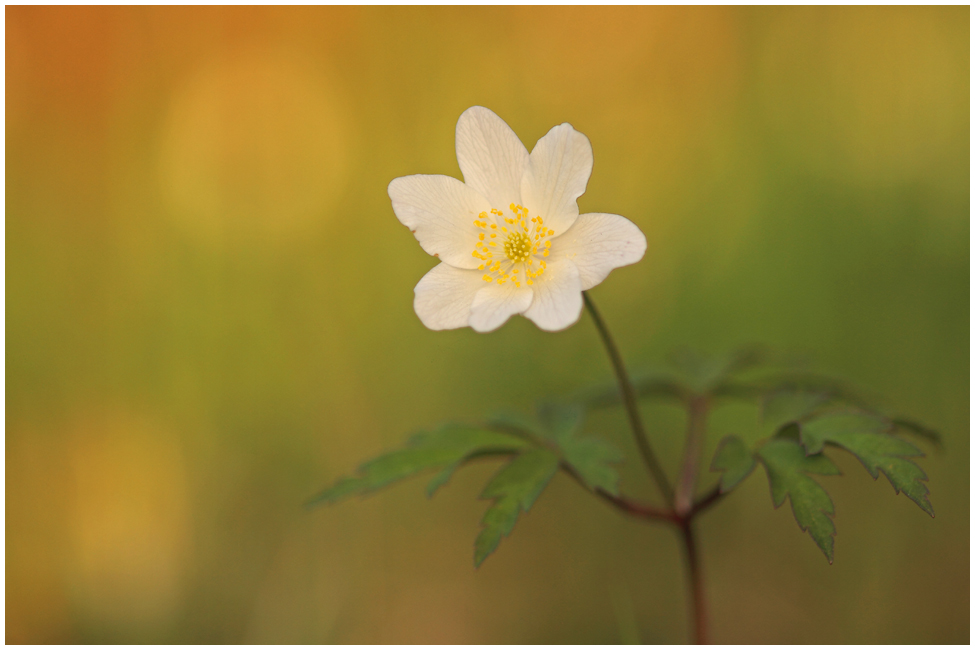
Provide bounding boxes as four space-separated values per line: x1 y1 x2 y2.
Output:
583 292 673 504
675 396 710 516
580 293 718 643
563 462 679 523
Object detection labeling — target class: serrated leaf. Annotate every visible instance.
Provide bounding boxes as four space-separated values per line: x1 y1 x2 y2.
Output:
474 448 560 567
533 400 622 496
756 439 841 562
308 425 529 506
425 460 462 498
761 390 829 434
560 436 624 496
710 436 756 494
799 413 892 454
801 414 934 516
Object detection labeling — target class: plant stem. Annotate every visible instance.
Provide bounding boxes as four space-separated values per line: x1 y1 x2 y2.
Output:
582 291 674 504
563 462 679 523
674 396 710 516
679 520 708 645
581 292 715 643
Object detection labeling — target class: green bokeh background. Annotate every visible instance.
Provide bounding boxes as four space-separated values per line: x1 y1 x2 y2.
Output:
6 6 968 643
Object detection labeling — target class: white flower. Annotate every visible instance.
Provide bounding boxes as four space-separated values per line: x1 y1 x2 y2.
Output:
388 106 647 333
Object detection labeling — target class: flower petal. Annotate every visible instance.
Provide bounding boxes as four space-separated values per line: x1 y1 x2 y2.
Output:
469 281 533 333
520 123 593 237
550 212 647 291
413 262 486 330
523 257 584 331
389 174 491 269
455 106 530 209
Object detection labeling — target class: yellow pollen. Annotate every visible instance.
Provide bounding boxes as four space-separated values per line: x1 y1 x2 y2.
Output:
503 231 533 263
470 204 551 285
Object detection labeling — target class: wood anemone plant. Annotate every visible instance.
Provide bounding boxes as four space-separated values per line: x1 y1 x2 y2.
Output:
310 293 937 644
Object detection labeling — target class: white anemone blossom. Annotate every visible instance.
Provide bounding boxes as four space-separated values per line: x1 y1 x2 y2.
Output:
389 106 646 332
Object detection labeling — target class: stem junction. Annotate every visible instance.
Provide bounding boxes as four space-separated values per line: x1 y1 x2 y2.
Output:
582 291 724 644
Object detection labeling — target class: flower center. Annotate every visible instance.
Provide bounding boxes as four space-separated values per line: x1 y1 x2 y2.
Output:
470 203 554 288
503 231 532 263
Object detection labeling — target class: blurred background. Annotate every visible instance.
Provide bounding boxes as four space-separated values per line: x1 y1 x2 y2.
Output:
6 6 969 643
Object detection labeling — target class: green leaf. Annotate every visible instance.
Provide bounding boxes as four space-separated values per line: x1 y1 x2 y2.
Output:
560 436 624 496
533 400 623 496
799 413 892 454
710 436 757 494
756 439 841 562
307 424 529 507
669 346 768 393
801 414 934 516
761 390 829 435
669 348 732 393
474 448 560 567
425 460 462 498
536 401 585 442
582 347 770 407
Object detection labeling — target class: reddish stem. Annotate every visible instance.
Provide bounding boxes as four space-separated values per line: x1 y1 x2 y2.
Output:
680 520 708 645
